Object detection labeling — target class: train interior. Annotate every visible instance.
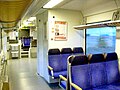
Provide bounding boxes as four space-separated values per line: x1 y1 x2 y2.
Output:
0 0 120 90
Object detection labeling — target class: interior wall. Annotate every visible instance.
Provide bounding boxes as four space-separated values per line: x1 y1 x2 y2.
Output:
36 11 49 81
86 10 116 23
19 29 30 38
48 9 84 50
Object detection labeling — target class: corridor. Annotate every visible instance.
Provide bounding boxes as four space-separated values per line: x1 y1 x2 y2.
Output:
8 58 62 90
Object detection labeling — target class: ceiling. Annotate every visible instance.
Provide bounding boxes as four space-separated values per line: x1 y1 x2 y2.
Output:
23 0 120 21
0 0 120 29
0 0 33 29
59 0 120 16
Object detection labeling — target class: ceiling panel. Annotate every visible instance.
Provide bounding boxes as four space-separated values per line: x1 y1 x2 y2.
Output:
0 0 33 28
60 0 119 16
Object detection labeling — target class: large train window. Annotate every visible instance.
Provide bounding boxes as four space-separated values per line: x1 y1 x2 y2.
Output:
86 27 116 54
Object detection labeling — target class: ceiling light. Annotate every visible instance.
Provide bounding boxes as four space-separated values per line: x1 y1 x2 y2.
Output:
43 0 63 8
28 17 36 21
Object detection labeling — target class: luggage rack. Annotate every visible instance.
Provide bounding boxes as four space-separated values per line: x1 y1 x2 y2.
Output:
74 20 120 30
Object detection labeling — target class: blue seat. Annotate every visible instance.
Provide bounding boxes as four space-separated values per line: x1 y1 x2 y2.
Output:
69 55 91 90
73 47 84 55
48 48 64 79
67 53 120 90
88 54 107 89
61 48 73 71
22 37 31 47
59 55 74 90
89 53 119 90
104 52 120 90
59 48 72 89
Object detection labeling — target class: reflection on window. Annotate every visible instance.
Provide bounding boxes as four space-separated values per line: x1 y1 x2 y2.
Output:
86 27 116 54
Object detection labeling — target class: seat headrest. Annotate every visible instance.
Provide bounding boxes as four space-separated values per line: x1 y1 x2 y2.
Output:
73 47 84 53
88 54 104 63
48 48 60 55
70 55 88 66
105 52 118 61
61 48 72 54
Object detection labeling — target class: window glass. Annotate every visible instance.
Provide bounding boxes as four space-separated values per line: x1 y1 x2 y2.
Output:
86 27 116 54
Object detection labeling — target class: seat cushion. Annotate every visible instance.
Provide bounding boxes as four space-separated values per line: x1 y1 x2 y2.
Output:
105 60 120 84
90 62 107 88
93 85 117 90
108 82 120 90
71 64 91 90
48 55 62 72
60 81 66 89
61 54 70 71
53 71 67 79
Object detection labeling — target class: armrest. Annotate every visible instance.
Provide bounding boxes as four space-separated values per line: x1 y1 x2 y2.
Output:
48 66 54 78
48 66 53 70
59 75 67 81
70 82 82 90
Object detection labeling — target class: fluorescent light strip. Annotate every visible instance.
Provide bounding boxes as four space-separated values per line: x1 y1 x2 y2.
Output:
43 0 63 8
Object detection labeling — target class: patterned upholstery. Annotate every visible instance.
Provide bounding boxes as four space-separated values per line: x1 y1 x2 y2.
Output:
48 48 63 78
60 81 66 90
105 52 120 84
22 38 31 47
89 54 107 88
61 48 72 71
70 55 91 90
69 53 120 90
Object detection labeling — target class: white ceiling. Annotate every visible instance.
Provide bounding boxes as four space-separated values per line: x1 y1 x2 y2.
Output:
60 0 120 16
22 0 120 21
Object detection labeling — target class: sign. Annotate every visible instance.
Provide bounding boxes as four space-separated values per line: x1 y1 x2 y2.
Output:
54 21 67 41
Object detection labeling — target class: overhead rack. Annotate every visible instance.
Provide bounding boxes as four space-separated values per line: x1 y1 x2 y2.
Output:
74 20 120 30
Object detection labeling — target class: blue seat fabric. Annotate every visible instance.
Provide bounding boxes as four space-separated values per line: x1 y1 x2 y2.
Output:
89 54 107 88
22 38 31 47
54 71 67 79
105 52 120 84
61 48 72 71
92 85 118 90
71 55 91 90
90 62 107 87
71 65 91 90
48 49 62 78
60 81 66 89
69 53 120 90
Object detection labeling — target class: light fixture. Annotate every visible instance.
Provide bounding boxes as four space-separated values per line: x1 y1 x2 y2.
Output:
43 0 63 8
23 20 31 26
28 17 36 21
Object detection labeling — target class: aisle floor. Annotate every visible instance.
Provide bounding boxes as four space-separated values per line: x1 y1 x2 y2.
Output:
8 58 62 90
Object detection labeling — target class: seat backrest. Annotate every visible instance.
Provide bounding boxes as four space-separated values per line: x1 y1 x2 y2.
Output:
22 38 31 47
88 54 107 88
72 47 84 54
69 55 91 90
48 48 62 72
104 52 120 84
61 48 73 71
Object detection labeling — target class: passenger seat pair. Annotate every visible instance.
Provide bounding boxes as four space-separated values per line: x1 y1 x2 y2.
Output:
60 52 120 90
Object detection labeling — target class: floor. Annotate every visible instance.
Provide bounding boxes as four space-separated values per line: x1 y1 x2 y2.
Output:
8 58 62 90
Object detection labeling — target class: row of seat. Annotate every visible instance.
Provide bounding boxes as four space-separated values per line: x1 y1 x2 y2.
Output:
48 47 84 55
48 47 84 79
59 52 120 90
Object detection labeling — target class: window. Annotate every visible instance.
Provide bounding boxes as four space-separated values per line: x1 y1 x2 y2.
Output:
86 27 116 54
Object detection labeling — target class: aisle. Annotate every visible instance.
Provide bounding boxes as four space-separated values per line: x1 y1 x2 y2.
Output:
8 58 62 90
